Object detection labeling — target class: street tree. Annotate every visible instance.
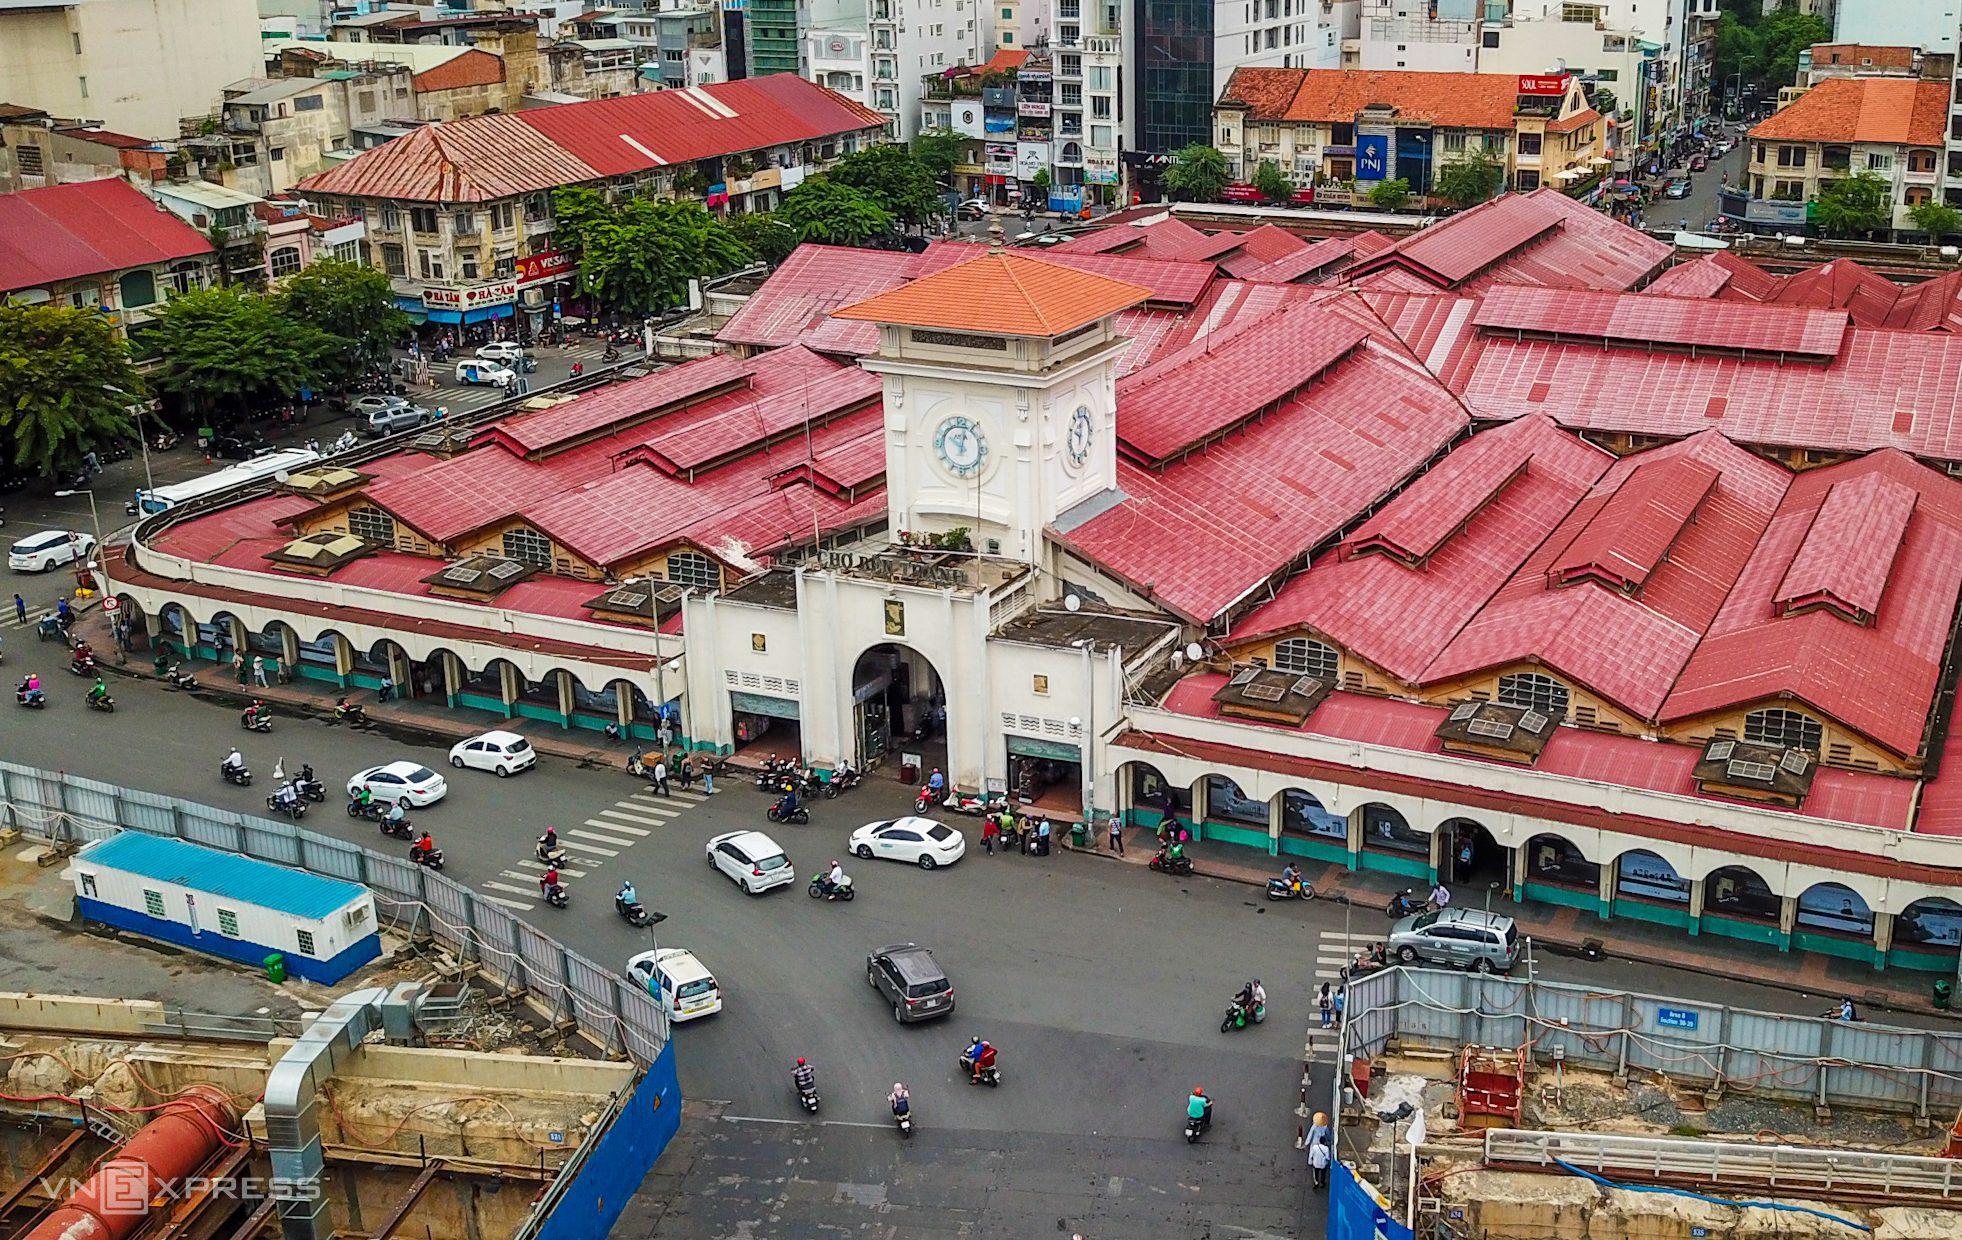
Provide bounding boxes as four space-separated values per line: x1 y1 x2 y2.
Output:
1433 152 1504 209
1162 144 1229 202
727 211 801 266
147 286 338 425
1715 4 1829 99
1908 200 1962 240
829 143 943 229
0 304 142 475
280 259 411 379
1252 159 1291 205
779 177 896 246
912 128 966 183
1368 177 1412 210
550 188 753 315
1811 171 1892 238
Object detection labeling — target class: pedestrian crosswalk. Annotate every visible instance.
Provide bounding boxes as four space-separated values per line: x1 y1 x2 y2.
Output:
1308 929 1380 1050
476 784 709 911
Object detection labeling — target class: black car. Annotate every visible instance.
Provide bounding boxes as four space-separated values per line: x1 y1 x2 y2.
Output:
207 432 272 461
866 942 954 1024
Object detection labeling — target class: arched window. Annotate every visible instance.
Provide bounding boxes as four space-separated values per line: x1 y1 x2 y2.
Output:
500 525 553 567
118 269 158 308
1498 671 1569 718
268 246 303 278
1062 141 1082 162
1744 707 1822 753
1272 637 1338 679
346 506 395 545
665 549 719 590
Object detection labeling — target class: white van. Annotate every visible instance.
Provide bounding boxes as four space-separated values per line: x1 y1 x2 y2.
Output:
626 947 722 1021
455 359 515 387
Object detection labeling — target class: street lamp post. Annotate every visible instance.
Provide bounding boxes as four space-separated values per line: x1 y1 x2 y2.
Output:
52 488 103 570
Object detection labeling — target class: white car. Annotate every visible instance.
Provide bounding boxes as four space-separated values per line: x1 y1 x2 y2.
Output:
475 341 529 363
9 530 95 573
447 729 536 777
706 830 795 894
454 359 515 386
346 761 448 807
850 816 966 869
627 947 722 1021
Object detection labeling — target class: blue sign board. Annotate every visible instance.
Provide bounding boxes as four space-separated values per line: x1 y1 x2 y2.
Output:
1657 1007 1699 1030
1356 135 1390 180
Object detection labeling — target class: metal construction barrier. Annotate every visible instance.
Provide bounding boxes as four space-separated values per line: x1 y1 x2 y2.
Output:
1339 967 1962 1122
1485 1128 1962 1202
0 761 669 1067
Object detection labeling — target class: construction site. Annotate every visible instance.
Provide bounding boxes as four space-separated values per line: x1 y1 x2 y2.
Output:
0 832 670 1240
1331 969 1962 1240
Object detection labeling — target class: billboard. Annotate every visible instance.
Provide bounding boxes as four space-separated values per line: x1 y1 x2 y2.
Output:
1517 74 1569 96
1015 142 1048 180
1356 134 1390 180
950 101 985 138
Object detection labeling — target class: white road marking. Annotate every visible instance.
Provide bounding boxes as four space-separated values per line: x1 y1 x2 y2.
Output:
483 881 539 897
718 1114 894 1131
564 830 625 853
480 894 533 911
575 822 644 843
618 798 682 818
514 858 588 878
594 809 659 831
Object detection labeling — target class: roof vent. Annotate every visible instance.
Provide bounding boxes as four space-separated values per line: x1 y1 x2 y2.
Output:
1692 735 1816 806
1434 699 1556 764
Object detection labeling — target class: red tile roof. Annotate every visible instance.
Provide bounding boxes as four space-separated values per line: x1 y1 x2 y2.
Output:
1050 215 1215 261
0 178 213 293
832 250 1149 336
1219 67 1519 129
1550 455 1720 593
1474 285 1851 357
411 48 505 93
1750 77 1948 147
1770 469 1916 623
299 76 884 202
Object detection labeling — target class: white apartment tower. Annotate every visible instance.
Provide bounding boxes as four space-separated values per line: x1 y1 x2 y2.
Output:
807 0 985 140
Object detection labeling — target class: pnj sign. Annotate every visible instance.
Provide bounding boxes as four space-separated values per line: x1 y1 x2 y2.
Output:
1517 74 1570 96
1356 135 1390 180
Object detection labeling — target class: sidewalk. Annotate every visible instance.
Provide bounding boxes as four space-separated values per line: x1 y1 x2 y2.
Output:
1070 824 1955 1018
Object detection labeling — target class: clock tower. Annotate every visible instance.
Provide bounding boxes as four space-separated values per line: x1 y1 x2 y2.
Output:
833 249 1148 564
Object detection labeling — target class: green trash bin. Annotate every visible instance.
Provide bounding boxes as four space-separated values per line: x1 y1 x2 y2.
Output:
264 953 287 984
1070 821 1088 849
1935 978 1952 1011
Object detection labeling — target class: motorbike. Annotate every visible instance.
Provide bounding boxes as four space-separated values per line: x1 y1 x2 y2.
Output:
540 882 569 908
1265 876 1315 902
221 761 252 787
796 1077 820 1114
333 702 368 726
377 815 413 840
162 666 199 691
823 768 861 797
892 1102 914 1139
615 895 661 926
1220 999 1266 1033
537 837 568 867
239 706 273 733
265 794 306 819
958 1053 1001 1087
601 345 622 363
1340 950 1389 983
409 843 445 871
85 692 115 713
68 654 97 677
1148 848 1193 877
766 799 810 825
1184 1101 1212 1144
942 790 1005 816
15 683 47 709
807 874 855 902
1386 888 1424 919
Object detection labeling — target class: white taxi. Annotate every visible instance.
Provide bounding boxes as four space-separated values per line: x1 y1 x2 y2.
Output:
627 947 722 1021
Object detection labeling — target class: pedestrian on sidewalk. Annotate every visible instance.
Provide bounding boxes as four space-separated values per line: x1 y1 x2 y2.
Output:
652 757 669 796
1306 1112 1330 1151
378 674 394 703
702 763 716 795
1308 1136 1331 1190
1107 818 1125 855
253 656 269 688
233 654 247 686
1333 987 1345 1024
981 814 1000 855
677 755 696 789
1317 983 1334 1029
12 593 25 624
1036 817 1052 856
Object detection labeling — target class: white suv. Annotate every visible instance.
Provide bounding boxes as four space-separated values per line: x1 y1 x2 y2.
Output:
9 530 95 573
707 830 795 894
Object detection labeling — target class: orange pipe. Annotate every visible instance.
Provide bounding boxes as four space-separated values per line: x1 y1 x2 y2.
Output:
25 1086 237 1240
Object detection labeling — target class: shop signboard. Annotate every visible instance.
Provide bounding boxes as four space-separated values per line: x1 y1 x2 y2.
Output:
1518 74 1569 96
423 279 517 310
514 251 575 288
1356 134 1390 180
1015 142 1048 180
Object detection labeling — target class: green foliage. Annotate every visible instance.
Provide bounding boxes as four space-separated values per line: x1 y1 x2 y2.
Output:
549 188 753 315
1908 200 1962 239
1162 144 1229 203
1032 167 1052 191
828 143 943 228
0 304 143 474
147 286 338 423
1368 177 1412 210
1715 4 1831 98
1251 159 1292 205
1433 152 1504 209
1811 171 1892 238
1589 86 1617 116
279 259 410 379
911 128 966 182
727 212 800 266
778 177 896 246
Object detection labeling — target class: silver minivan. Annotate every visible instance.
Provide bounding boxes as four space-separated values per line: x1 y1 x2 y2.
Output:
1387 908 1519 973
362 404 438 437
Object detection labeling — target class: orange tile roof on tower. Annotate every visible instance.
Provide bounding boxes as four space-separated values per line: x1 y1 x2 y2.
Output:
832 251 1150 337
1751 77 1948 146
1219 67 1518 130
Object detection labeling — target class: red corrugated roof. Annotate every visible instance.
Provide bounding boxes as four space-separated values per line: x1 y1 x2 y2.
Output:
1549 455 1720 593
1642 257 1739 299
1474 285 1850 358
1347 191 1669 294
1771 469 1916 622
1240 235 1357 284
624 362 881 476
0 178 213 292
299 76 883 202
489 353 757 456
1050 215 1214 261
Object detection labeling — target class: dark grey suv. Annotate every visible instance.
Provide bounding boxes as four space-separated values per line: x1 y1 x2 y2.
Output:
867 942 955 1024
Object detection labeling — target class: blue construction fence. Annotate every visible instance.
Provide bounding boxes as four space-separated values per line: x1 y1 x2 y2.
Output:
1329 1161 1413 1240
534 1042 682 1240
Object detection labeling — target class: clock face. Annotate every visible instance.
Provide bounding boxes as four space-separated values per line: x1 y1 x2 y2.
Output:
1065 405 1093 469
934 416 988 478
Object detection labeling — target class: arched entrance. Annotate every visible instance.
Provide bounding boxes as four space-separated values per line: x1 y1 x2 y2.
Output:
1121 761 1188 829
1896 897 1962 969
850 643 947 779
1440 817 1506 887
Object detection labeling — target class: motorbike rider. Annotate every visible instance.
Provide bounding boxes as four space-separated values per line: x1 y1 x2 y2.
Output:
1187 1087 1212 1128
617 879 639 910
297 763 317 795
792 1058 816 1095
1428 880 1452 910
87 675 109 705
539 865 561 899
1279 862 1303 896
775 785 799 818
888 1082 911 1118
962 1035 996 1082
538 826 560 856
823 859 846 895
411 830 436 862
383 798 407 829
223 747 245 777
275 780 300 811
1250 978 1267 1015
354 783 374 812
927 767 946 800
1233 980 1258 1018
1164 837 1187 865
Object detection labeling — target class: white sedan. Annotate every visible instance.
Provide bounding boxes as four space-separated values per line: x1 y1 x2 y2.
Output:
850 816 966 869
627 947 722 1022
447 729 536 777
346 761 448 807
475 341 528 363
706 830 795 894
